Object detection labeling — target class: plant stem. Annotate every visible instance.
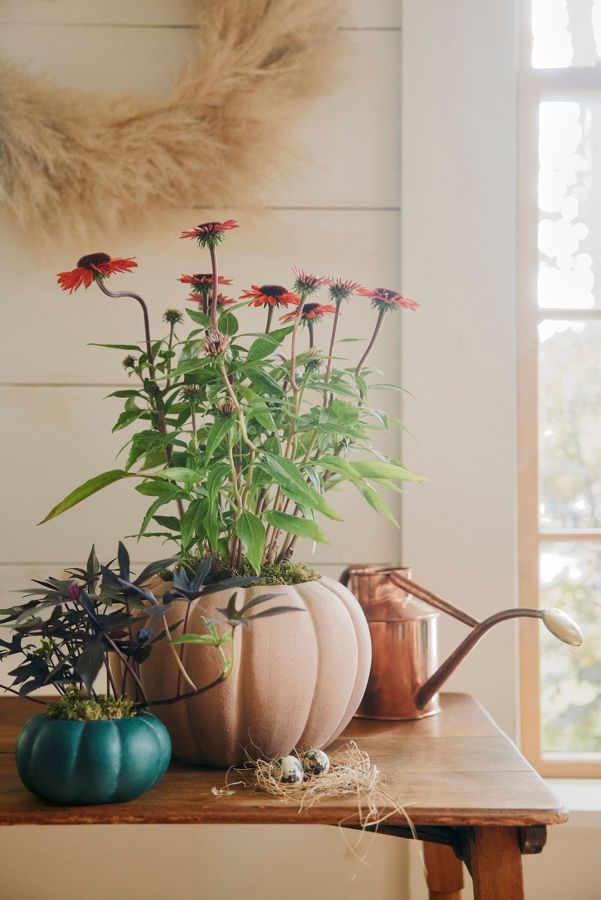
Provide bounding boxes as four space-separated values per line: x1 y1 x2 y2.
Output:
97 280 155 375
209 244 219 329
95 279 184 519
265 305 274 334
288 303 304 390
323 298 342 405
163 613 197 691
165 321 175 390
307 320 315 349
104 634 149 706
219 363 256 451
355 306 386 394
137 638 236 709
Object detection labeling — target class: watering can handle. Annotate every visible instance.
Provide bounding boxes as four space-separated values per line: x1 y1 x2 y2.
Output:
388 572 480 628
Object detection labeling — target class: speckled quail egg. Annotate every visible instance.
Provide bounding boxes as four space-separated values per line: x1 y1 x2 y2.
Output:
301 749 331 776
272 755 304 784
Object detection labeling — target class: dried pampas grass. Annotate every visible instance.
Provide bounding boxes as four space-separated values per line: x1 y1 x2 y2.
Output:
0 0 344 237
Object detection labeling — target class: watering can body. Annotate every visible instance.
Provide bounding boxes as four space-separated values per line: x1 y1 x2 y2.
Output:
340 565 441 720
341 564 583 721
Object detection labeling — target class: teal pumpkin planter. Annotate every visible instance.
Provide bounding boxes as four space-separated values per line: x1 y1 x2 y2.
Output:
16 711 171 805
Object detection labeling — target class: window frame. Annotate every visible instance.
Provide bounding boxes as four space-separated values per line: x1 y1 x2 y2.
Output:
519 0 601 777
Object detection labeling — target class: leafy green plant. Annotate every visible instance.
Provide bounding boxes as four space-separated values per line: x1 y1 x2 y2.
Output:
50 221 422 576
0 543 294 712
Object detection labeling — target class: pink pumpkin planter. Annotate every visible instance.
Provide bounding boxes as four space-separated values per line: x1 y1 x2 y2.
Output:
136 576 371 767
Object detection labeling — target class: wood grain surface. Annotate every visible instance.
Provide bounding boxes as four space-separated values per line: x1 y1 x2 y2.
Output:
0 693 568 827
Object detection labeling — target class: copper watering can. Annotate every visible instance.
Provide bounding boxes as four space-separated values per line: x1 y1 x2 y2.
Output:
340 565 584 720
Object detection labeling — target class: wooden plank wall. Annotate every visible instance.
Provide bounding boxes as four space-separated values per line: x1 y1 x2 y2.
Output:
0 0 404 601
0 4 408 899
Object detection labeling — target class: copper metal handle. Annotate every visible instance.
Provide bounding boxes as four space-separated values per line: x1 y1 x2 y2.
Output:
415 608 543 709
388 572 480 628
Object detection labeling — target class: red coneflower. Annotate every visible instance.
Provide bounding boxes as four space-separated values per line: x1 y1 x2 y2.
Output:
240 284 300 309
292 268 328 298
357 287 419 311
180 220 239 246
280 302 336 323
57 253 137 293
179 273 233 290
281 302 336 348
354 289 418 393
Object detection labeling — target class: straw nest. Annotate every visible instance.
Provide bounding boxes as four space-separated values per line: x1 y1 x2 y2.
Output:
212 742 415 833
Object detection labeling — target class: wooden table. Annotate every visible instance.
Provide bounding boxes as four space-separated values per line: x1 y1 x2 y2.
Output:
0 693 566 899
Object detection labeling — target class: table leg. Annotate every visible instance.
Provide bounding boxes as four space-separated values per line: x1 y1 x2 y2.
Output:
468 826 525 900
424 841 464 900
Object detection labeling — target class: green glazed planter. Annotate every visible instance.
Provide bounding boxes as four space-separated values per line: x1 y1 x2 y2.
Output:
16 711 171 805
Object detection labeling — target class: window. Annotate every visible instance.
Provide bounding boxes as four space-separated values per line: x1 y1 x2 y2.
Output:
520 0 601 775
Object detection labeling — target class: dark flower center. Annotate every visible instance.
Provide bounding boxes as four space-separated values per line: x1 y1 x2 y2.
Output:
198 222 220 231
303 303 320 314
193 274 213 282
78 252 111 270
260 285 287 297
377 288 397 300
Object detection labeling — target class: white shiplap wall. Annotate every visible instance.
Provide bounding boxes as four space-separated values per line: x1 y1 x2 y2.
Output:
0 2 410 899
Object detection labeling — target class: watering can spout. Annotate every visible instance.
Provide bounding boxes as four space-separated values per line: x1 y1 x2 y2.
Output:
340 566 583 720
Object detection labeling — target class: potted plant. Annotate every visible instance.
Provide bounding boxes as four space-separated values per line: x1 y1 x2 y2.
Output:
1 544 291 800
41 220 421 766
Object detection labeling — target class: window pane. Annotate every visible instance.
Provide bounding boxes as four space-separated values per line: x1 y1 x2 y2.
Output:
538 100 601 310
532 0 601 68
540 542 601 754
539 319 601 528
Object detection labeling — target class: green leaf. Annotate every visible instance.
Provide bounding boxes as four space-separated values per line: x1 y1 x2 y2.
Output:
89 343 142 351
218 311 239 336
356 483 399 527
314 455 358 480
112 408 146 432
185 308 211 326
39 470 134 524
204 417 235 462
235 511 265 575
139 494 176 539
153 515 181 532
261 453 342 521
170 632 229 646
159 467 204 485
180 498 205 550
264 511 328 544
135 480 180 497
246 327 292 363
351 460 425 482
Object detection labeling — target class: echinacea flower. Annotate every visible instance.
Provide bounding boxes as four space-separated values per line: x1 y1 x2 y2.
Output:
216 399 235 417
202 330 231 358
327 278 362 303
292 268 328 298
57 253 137 293
163 308 184 325
240 284 300 308
180 220 239 247
358 287 419 311
280 302 337 323
179 273 233 292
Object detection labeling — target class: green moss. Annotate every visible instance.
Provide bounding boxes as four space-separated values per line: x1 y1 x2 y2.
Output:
208 560 318 586
159 557 320 587
47 690 137 722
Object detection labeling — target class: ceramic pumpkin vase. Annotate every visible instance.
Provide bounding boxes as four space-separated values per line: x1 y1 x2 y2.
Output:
16 711 171 805
136 576 371 767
